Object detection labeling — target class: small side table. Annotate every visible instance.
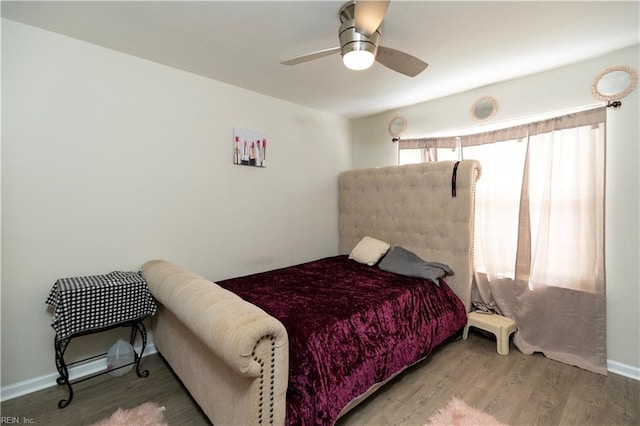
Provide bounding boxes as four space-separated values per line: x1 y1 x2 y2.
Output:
463 311 517 355
46 271 157 408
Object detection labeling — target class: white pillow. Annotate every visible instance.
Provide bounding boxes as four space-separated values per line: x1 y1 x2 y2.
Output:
348 236 391 266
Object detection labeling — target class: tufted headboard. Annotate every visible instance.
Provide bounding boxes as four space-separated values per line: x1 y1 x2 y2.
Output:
338 160 481 312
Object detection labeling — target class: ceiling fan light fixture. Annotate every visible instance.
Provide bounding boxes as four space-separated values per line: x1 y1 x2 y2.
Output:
281 1 428 77
343 49 375 70
338 16 380 72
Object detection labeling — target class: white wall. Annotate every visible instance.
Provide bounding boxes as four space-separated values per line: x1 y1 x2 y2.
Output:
352 45 640 374
1 19 351 387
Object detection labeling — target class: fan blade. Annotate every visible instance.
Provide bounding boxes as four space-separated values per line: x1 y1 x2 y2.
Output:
281 47 341 66
376 46 428 77
354 0 390 36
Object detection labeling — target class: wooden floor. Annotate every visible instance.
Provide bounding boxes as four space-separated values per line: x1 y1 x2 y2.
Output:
2 332 638 425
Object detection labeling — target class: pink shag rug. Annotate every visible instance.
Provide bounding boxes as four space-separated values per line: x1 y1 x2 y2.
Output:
91 402 168 426
425 397 506 426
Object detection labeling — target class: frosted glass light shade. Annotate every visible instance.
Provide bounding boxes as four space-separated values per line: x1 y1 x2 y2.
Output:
343 50 375 70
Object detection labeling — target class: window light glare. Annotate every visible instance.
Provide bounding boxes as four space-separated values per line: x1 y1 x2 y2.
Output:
343 50 375 71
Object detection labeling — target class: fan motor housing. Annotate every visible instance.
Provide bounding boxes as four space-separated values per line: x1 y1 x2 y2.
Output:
338 1 380 59
339 20 380 57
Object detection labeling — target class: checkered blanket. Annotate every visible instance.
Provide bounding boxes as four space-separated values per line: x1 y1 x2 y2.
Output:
46 271 157 339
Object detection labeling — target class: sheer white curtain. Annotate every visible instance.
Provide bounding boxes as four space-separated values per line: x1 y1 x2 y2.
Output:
399 107 607 374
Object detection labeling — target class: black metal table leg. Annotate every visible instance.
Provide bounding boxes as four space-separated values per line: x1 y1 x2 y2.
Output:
54 336 73 408
129 321 149 378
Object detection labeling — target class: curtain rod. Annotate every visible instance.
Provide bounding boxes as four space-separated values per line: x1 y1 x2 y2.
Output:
403 103 605 141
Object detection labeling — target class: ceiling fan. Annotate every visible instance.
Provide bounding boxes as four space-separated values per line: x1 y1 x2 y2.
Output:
281 0 428 77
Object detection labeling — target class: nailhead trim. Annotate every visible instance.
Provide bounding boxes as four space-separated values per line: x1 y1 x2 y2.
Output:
252 335 277 425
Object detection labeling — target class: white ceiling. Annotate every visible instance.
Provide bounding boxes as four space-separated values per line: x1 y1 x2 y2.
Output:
3 1 639 118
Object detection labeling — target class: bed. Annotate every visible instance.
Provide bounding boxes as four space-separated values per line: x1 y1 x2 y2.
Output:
141 160 481 426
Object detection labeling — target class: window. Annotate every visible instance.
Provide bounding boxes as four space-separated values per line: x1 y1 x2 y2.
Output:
397 107 607 374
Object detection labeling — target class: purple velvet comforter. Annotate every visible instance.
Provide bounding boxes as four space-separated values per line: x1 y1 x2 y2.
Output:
217 255 467 425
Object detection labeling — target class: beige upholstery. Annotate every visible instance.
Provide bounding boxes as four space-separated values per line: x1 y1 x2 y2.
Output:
141 260 289 426
339 160 481 311
142 160 481 425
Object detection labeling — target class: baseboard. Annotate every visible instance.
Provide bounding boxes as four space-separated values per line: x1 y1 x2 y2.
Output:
607 359 640 381
0 343 157 402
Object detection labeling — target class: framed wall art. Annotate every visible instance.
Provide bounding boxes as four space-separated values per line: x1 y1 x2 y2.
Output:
233 128 266 168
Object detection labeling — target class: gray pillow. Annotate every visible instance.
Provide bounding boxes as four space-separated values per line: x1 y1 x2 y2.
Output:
378 246 454 285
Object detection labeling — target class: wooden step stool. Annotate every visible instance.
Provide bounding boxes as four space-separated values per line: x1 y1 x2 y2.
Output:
463 311 517 355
